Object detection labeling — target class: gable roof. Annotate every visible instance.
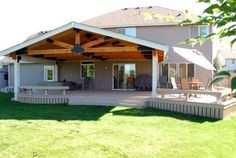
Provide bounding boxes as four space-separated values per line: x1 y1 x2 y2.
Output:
220 49 236 59
82 6 185 28
0 22 168 57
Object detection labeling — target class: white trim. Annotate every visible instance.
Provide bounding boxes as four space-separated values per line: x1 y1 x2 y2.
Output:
14 59 20 101
0 22 168 56
152 52 158 97
44 65 56 82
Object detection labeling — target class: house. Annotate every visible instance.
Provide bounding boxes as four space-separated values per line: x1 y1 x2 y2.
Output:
1 6 236 119
0 6 216 100
218 48 236 73
83 6 215 84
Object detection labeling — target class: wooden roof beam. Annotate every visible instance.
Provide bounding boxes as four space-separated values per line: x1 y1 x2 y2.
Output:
74 29 81 45
82 36 112 48
46 39 73 49
28 49 71 55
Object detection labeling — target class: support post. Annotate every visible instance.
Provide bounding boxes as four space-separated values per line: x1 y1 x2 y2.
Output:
152 50 159 98
14 57 20 101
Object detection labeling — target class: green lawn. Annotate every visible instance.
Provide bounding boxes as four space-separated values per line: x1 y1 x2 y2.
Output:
0 93 236 158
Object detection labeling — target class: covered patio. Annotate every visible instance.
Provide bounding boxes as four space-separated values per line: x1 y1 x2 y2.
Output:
0 22 168 101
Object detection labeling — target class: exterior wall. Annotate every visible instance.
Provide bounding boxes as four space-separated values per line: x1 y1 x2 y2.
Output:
225 59 236 72
135 25 213 84
59 60 152 90
9 63 55 86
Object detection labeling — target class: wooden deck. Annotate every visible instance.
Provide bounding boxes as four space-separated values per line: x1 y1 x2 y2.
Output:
17 90 236 119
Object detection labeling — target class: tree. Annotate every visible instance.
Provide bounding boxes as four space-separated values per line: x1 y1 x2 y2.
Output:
181 0 236 47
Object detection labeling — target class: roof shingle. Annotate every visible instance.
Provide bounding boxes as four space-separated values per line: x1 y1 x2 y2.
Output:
82 6 186 28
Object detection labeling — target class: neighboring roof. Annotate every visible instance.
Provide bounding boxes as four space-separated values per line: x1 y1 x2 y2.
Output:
26 31 48 40
0 22 168 57
220 49 236 59
0 56 14 64
82 6 186 28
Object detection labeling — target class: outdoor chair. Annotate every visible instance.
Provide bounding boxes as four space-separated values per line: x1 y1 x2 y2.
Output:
190 77 201 90
83 77 92 90
135 74 152 91
180 78 190 90
180 78 192 98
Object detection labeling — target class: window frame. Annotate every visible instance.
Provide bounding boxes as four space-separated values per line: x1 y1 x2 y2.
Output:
80 61 95 79
44 65 57 82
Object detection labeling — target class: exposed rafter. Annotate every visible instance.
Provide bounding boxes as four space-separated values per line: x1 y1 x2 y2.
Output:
46 39 73 49
75 29 81 45
82 36 111 48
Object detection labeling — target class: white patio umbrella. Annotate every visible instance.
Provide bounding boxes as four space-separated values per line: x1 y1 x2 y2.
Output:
173 47 215 70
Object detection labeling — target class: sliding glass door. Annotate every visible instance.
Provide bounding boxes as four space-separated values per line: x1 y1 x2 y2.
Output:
113 64 136 90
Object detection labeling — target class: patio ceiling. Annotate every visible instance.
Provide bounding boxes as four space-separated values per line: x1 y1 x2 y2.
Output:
0 22 168 62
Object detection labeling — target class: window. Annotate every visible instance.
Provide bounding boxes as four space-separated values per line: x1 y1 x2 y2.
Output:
187 63 195 78
161 64 168 77
44 66 57 82
190 26 209 38
232 59 235 64
116 28 136 37
81 61 95 79
179 64 187 78
169 64 177 78
161 63 195 79
198 25 209 36
125 28 136 37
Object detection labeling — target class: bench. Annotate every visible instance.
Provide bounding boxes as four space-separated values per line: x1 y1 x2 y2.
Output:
20 86 69 95
157 88 235 103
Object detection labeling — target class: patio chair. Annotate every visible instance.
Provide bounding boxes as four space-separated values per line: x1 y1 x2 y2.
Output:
180 78 192 98
83 77 92 90
191 77 201 90
180 78 190 90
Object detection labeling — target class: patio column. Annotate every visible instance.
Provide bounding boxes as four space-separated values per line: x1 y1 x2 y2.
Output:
14 55 21 101
152 50 159 97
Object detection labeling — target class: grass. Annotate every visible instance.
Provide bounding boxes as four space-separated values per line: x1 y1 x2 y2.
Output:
0 93 236 158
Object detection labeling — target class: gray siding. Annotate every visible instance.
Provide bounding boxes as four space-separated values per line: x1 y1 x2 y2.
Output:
59 60 152 90
135 25 213 83
9 63 54 86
